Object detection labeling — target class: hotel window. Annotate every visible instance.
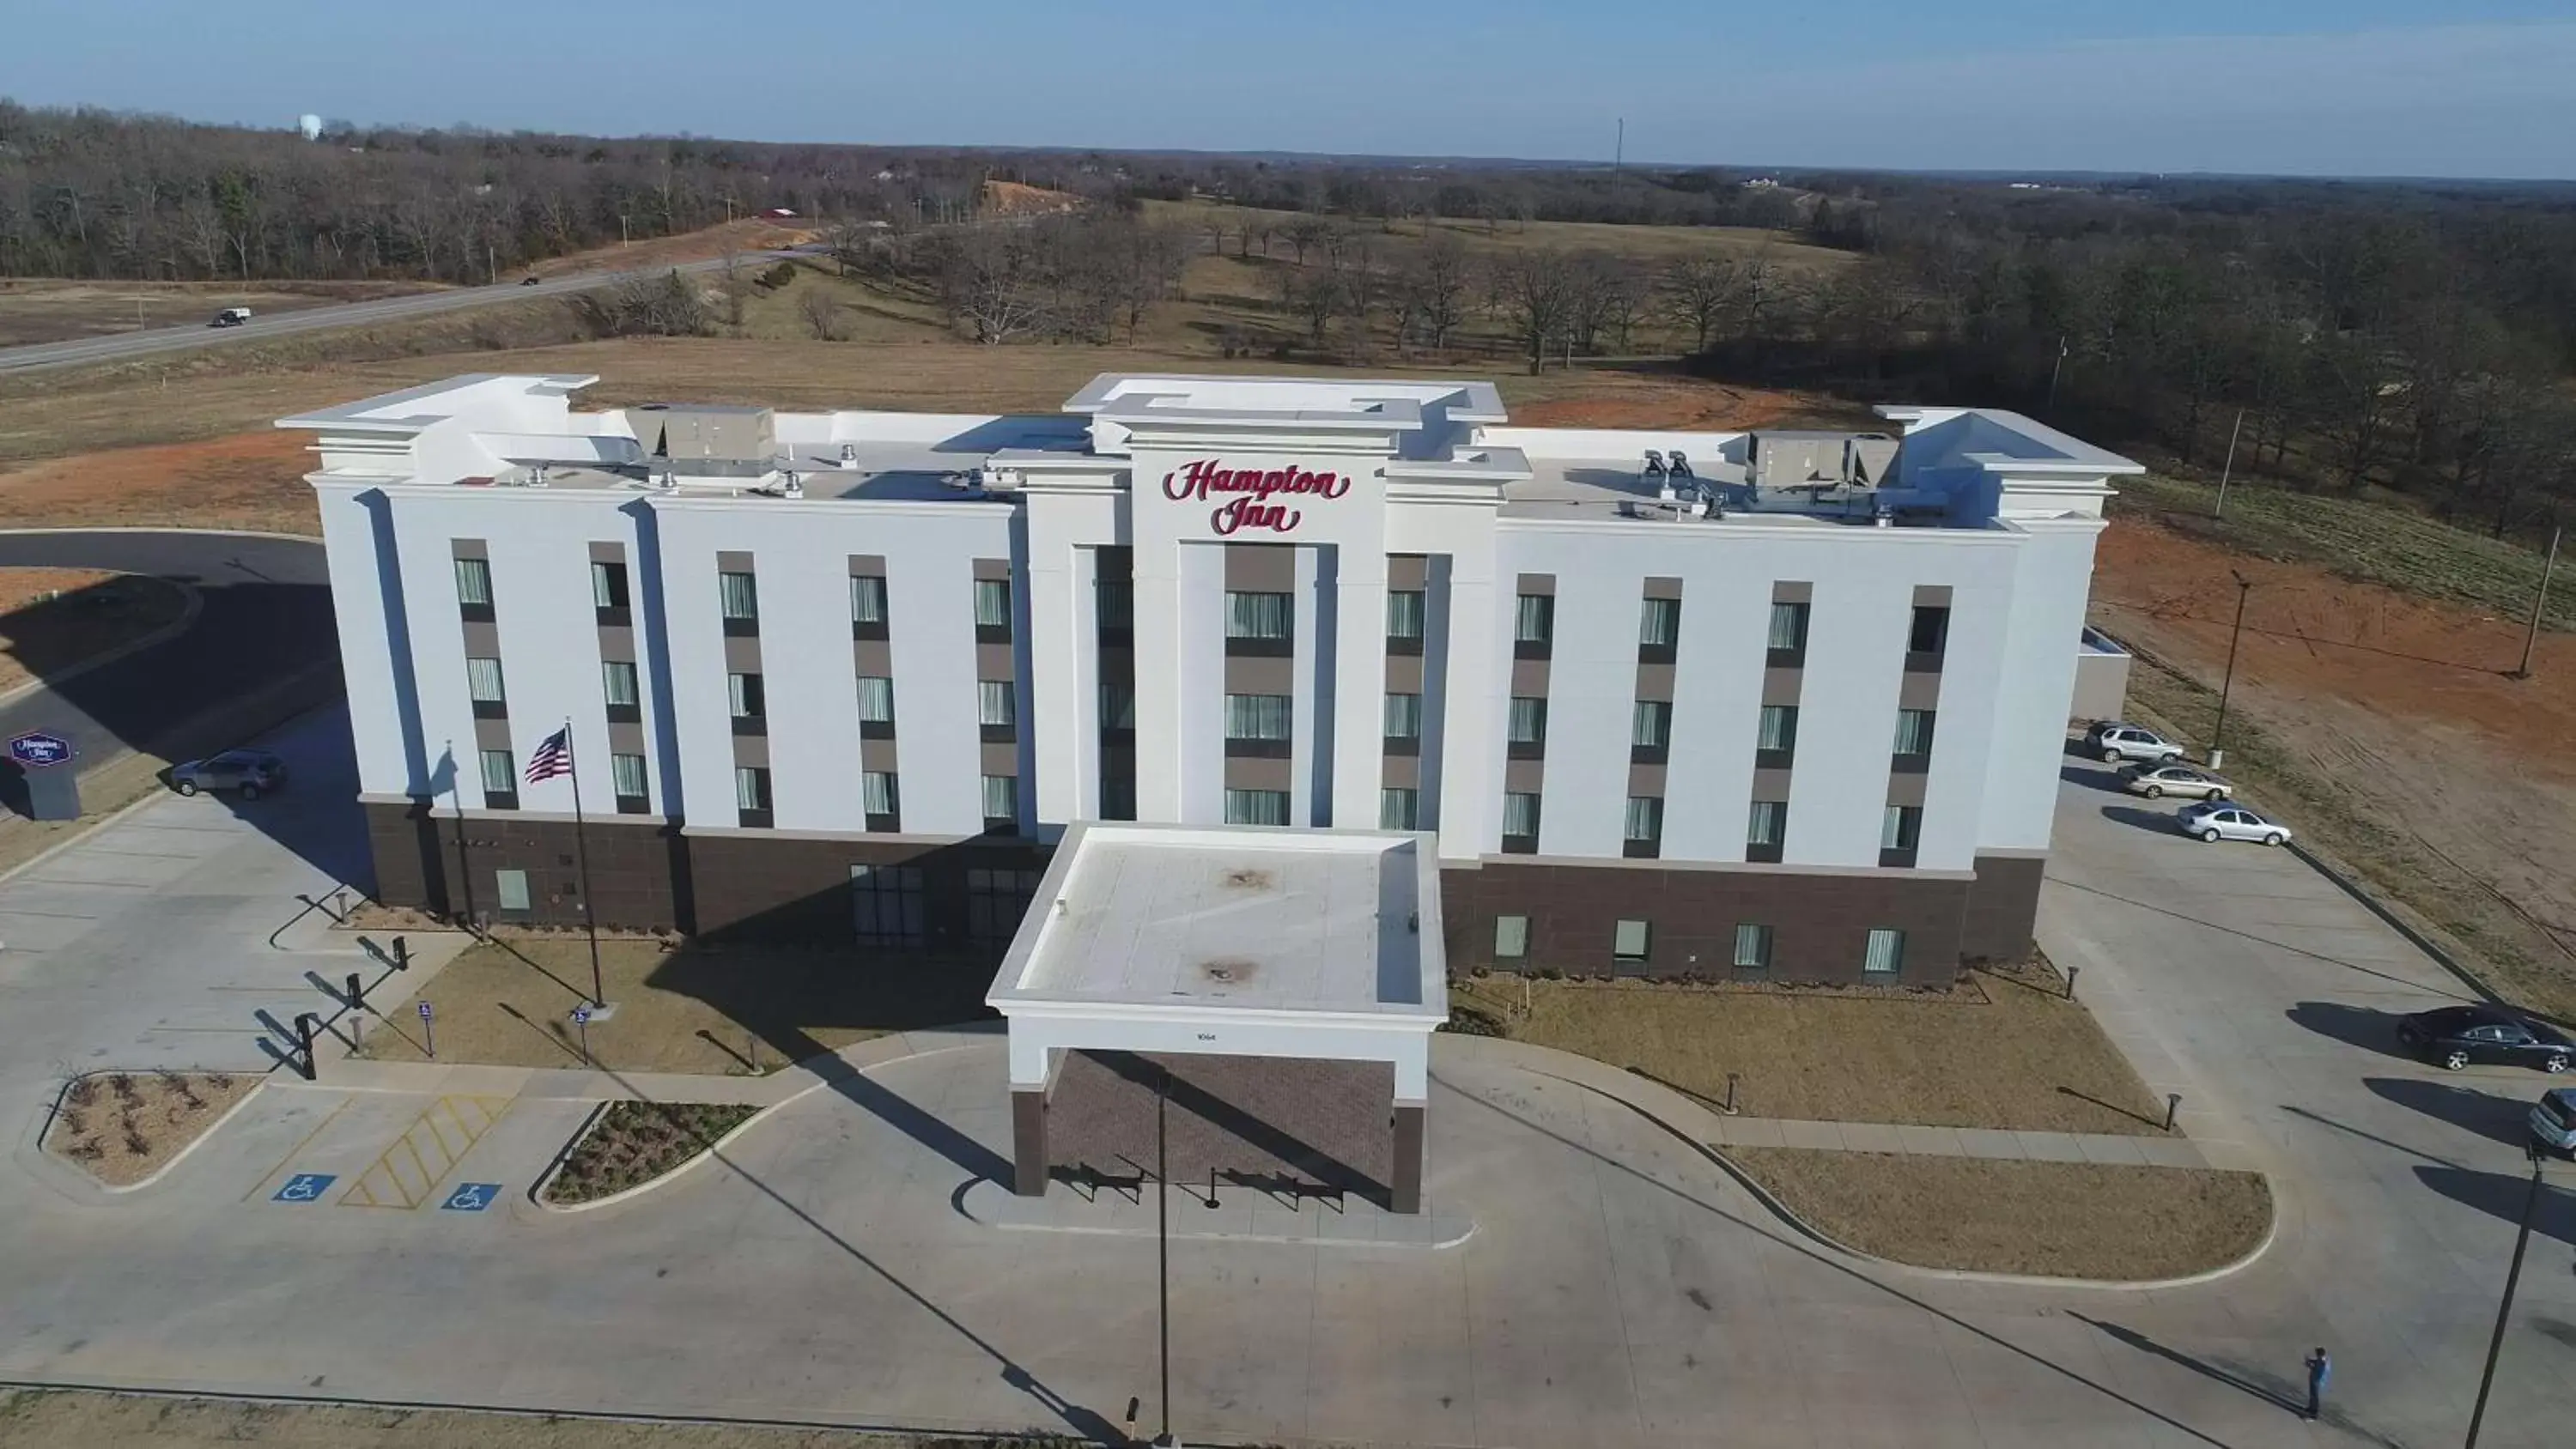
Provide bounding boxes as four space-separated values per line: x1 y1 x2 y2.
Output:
465 656 507 717
973 579 1012 640
1380 786 1419 831
857 676 895 736
734 766 772 822
1224 788 1291 827
1747 799 1787 857
453 555 493 615
1506 696 1546 756
1623 797 1662 858
1893 708 1936 763
1513 593 1553 656
850 574 888 636
1501 791 1540 851
1224 694 1292 755
610 752 648 812
602 659 640 721
1758 704 1798 765
980 774 1019 831
1099 775 1137 820
718 570 758 631
1638 597 1680 659
1386 590 1426 653
979 680 1018 738
728 672 765 733
477 748 516 799
1909 604 1949 659
851 864 925 947
494 869 531 912
1631 700 1670 753
1882 804 1923 858
1383 692 1422 744
968 868 1042 947
1863 928 1906 976
1612 919 1651 964
591 560 629 620
1767 599 1809 664
1098 683 1135 733
1095 577 1133 634
1494 915 1529 961
861 769 900 823
1733 923 1773 972
1224 591 1292 653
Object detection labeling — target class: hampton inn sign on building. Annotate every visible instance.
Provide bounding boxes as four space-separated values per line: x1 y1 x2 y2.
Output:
286 369 2139 985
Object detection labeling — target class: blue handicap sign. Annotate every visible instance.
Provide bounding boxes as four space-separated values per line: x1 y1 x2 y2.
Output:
271 1173 335 1203
440 1182 501 1213
417 1002 434 1022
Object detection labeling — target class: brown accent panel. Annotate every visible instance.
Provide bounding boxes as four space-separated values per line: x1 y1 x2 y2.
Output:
1643 575 1685 600
1440 860 1967 985
1387 554 1430 590
980 742 1019 774
976 642 1015 681
1899 671 1944 709
723 635 762 672
1226 755 1293 792
1515 572 1556 597
715 549 755 572
1381 753 1420 790
1224 543 1297 591
732 735 769 768
1634 662 1674 701
848 553 888 575
1392 1105 1425 1216
449 538 488 560
1761 668 1803 706
606 721 647 755
1913 585 1954 606
1384 654 1424 692
1510 658 1551 695
460 620 501 656
1771 580 1812 603
1886 772 1927 808
1226 654 1296 695
1752 767 1794 799
1048 1052 1397 1207
1629 762 1668 798
597 625 636 661
1503 757 1545 794
860 737 899 771
471 717 512 751
1012 1088 1049 1197
854 639 893 676
587 540 625 562
1963 854 2046 962
972 556 1012 581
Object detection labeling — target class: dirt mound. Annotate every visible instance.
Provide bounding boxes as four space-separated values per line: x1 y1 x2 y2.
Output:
981 179 1083 217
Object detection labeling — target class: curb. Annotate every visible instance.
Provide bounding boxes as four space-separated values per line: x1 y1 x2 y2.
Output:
33 1072 272 1199
531 1099 782 1214
0 527 323 545
0 573 202 714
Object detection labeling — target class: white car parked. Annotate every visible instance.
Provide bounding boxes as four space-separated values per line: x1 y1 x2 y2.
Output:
2176 799 2291 846
2084 720 2186 765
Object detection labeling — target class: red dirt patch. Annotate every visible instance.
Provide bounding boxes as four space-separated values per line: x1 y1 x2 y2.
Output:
526 219 818 281
0 428 317 536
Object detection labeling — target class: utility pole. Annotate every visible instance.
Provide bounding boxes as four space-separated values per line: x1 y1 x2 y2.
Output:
2209 571 2253 768
2512 524 2561 680
2047 335 2069 413
2213 406 2245 520
2463 1146 2547 1449
1610 118 1624 211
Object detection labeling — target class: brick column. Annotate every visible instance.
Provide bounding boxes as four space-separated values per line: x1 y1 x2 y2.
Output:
1391 1102 1425 1215
1012 1088 1049 1197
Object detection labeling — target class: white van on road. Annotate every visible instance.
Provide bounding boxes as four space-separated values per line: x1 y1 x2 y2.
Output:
210 307 252 327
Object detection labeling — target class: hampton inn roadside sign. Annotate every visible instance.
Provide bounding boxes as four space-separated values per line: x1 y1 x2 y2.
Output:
1161 458 1355 537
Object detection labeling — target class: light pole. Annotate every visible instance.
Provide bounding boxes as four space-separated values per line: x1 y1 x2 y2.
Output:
2046 335 2069 413
1156 1068 1176 1448
2463 1144 2548 1449
2213 406 2245 520
2208 571 2253 769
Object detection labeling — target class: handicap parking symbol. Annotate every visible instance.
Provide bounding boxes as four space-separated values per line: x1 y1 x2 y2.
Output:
272 1173 335 1203
440 1182 501 1213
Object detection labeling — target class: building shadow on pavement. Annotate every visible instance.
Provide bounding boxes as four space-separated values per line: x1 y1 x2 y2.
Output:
2059 763 2129 794
2411 1163 2576 1246
2366 1076 2540 1150
2068 1316 2304 1414
2098 804 2187 837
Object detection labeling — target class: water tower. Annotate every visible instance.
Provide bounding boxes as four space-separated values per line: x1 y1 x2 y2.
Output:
298 114 323 142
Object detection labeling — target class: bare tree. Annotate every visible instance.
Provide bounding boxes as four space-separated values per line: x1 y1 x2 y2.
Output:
797 287 846 341
1397 231 1473 355
930 227 1048 344
1491 250 1577 374
1660 254 1745 354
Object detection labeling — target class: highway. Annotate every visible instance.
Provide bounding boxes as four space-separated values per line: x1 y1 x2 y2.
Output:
0 250 800 377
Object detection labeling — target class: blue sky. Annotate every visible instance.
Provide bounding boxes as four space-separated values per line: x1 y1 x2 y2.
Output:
4 2 2572 178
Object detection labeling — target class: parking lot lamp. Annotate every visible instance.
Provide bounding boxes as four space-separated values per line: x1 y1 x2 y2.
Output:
2464 1142 2547 1448
2208 571 2253 769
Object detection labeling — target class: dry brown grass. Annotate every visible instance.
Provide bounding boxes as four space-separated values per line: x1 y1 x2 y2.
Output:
0 569 189 694
1457 958 2168 1135
544 1100 758 1204
43 1070 258 1186
1726 1148 2274 1280
0 277 440 349
357 935 992 1076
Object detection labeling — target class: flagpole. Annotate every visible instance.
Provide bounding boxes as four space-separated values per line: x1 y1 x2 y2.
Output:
565 718 605 1009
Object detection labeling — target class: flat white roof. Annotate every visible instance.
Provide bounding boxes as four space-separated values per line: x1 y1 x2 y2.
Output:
988 822 1446 1027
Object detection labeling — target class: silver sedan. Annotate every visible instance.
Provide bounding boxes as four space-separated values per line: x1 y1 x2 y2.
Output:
2177 800 2291 846
2123 762 2233 800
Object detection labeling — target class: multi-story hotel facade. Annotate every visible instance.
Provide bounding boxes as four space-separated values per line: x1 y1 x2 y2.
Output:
286 370 2138 985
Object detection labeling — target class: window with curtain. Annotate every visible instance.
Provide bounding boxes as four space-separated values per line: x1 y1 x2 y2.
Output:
978 680 1017 729
1612 919 1651 961
862 770 899 818
1893 708 1936 756
1863 928 1905 975
601 659 639 708
1882 804 1923 852
1747 799 1787 847
980 773 1018 824
734 766 771 812
591 560 629 610
1759 705 1799 753
1386 590 1425 641
1099 776 1136 820
1494 915 1529 959
478 749 514 795
849 574 888 625
1733 924 1772 970
1502 791 1541 839
1507 696 1547 746
718 570 758 621
1224 591 1292 640
1384 692 1422 740
973 579 1012 630
1379 787 1419 830
1767 600 1808 653
852 864 925 945
727 672 764 718
1624 797 1662 841
1098 683 1135 731
610 752 647 799
1223 788 1290 826
857 676 894 724
1224 694 1291 741
1632 700 1670 749
453 556 492 607
1638 597 1680 649
465 656 506 705
1514 592 1553 645
1095 578 1133 632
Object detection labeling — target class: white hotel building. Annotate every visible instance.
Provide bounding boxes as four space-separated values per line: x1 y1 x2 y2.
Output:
285 371 2137 985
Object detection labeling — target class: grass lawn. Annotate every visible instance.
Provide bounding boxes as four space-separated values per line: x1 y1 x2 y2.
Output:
1726 1148 2273 1280
0 569 188 695
1455 958 2170 1135
544 1100 758 1205
357 934 993 1076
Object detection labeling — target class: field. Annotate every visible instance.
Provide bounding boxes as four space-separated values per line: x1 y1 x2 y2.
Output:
0 277 440 349
0 568 190 695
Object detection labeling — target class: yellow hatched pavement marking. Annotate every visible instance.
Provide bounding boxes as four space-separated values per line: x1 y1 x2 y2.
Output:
337 1095 513 1209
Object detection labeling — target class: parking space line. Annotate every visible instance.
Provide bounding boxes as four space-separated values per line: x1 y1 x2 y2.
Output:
241 1094 355 1203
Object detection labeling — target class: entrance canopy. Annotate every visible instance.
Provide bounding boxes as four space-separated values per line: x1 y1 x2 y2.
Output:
987 822 1450 1102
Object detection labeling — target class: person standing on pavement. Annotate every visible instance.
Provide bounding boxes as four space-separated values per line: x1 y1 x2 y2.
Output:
2304 1347 2330 1421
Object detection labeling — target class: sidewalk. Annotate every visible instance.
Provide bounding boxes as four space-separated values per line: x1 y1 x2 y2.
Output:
298 1022 1005 1106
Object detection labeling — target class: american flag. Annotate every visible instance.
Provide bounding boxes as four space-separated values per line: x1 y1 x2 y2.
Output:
525 726 574 784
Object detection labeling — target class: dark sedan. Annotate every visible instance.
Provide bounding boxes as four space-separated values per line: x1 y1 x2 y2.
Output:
2397 1004 2573 1073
